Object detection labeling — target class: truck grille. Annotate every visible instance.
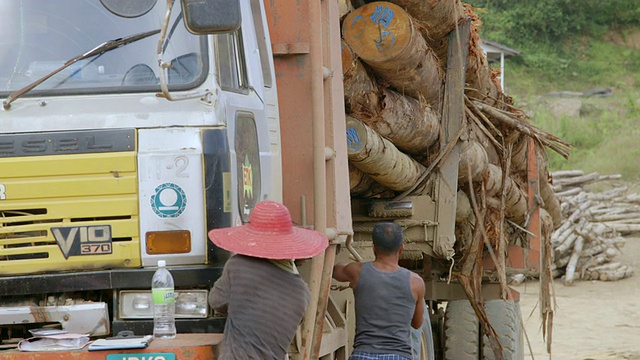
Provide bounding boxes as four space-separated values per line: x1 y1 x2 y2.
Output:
0 149 141 275
1 207 51 260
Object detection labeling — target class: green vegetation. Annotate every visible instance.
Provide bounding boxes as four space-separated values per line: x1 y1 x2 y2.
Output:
467 1 640 179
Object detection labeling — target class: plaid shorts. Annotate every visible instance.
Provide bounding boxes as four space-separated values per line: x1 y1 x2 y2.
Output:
349 351 411 360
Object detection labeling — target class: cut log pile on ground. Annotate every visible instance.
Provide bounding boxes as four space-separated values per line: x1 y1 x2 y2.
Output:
551 170 637 284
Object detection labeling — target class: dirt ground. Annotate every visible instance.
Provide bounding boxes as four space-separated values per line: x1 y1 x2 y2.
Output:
517 236 640 360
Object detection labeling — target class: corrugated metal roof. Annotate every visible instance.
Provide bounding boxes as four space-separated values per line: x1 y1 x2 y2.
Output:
481 39 521 57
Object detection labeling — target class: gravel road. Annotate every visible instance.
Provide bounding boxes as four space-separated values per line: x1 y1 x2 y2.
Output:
518 236 640 359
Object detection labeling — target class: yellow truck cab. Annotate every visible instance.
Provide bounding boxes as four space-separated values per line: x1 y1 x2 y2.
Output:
0 0 275 339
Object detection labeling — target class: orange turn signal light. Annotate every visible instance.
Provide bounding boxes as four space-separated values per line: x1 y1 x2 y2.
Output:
146 230 191 254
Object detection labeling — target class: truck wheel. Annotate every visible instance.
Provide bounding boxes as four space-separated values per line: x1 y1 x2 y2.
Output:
411 302 436 360
422 313 436 360
433 307 445 359
443 300 480 360
482 300 524 360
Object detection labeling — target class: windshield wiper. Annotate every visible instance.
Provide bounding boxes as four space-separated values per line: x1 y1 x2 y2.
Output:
3 29 161 110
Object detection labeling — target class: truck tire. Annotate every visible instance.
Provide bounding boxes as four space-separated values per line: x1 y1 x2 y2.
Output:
482 300 524 360
443 300 480 360
422 312 436 360
411 302 436 360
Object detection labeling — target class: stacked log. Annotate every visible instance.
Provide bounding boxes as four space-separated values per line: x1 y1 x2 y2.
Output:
385 0 465 62
341 0 570 239
342 2 444 108
551 170 636 284
339 2 571 354
342 40 440 155
381 0 507 105
346 116 430 194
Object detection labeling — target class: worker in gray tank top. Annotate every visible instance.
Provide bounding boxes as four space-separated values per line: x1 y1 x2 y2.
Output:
333 222 426 360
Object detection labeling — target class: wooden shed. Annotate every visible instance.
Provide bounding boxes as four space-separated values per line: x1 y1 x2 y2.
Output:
480 39 520 91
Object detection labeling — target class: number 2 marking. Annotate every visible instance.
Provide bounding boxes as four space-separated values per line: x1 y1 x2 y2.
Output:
175 156 189 178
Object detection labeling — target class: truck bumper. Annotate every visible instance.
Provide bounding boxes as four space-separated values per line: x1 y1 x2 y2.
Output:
0 266 223 296
0 333 222 359
0 303 110 336
112 317 226 336
0 266 224 338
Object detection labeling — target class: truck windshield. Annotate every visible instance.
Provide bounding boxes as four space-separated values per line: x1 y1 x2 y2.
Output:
0 1 206 97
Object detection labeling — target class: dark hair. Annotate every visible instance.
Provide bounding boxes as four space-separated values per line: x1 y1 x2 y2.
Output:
372 222 403 253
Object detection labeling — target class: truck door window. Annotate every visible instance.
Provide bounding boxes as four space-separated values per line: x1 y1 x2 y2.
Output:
249 0 273 88
235 114 261 222
214 31 247 92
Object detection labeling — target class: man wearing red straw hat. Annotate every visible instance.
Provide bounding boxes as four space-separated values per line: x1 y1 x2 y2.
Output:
333 222 425 360
208 200 328 360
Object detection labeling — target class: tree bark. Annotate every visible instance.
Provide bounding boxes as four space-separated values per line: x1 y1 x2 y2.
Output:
551 170 584 178
342 1 443 108
602 223 640 234
563 236 584 286
556 232 579 259
342 41 441 155
342 40 380 115
541 179 563 229
346 116 429 193
483 164 527 224
458 140 489 184
599 265 634 281
553 172 601 187
349 164 395 198
386 0 466 64
593 212 640 222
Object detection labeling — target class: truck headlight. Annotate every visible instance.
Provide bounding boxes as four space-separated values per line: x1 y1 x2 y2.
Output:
119 290 208 319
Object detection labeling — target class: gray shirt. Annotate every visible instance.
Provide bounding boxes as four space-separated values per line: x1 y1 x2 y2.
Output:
209 255 310 360
353 262 415 358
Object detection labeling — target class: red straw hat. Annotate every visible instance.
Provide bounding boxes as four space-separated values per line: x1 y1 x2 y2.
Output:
208 200 328 259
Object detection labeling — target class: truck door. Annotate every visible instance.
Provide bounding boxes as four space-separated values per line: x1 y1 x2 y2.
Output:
213 15 277 225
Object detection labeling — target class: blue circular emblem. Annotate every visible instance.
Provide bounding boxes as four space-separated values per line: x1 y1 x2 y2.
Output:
150 183 187 218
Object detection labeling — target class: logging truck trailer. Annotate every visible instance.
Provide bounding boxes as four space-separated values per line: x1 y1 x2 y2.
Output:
0 0 547 359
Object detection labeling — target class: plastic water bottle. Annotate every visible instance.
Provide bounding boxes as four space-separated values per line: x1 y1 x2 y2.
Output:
152 260 177 339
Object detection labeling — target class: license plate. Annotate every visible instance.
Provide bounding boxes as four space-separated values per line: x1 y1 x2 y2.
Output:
106 353 175 360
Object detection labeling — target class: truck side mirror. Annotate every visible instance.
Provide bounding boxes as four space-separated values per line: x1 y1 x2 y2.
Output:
181 0 241 34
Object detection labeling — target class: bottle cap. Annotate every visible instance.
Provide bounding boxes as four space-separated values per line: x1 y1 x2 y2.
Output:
158 260 166 267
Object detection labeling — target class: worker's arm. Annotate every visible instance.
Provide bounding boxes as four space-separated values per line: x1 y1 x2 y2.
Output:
332 262 362 288
409 272 426 329
209 259 232 315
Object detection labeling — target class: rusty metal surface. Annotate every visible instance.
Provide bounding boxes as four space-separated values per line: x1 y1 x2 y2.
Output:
263 1 352 359
0 334 222 360
263 0 314 227
496 137 542 272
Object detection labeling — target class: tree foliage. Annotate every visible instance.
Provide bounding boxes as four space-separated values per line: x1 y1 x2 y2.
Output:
464 2 640 179
468 0 640 48
467 1 640 74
